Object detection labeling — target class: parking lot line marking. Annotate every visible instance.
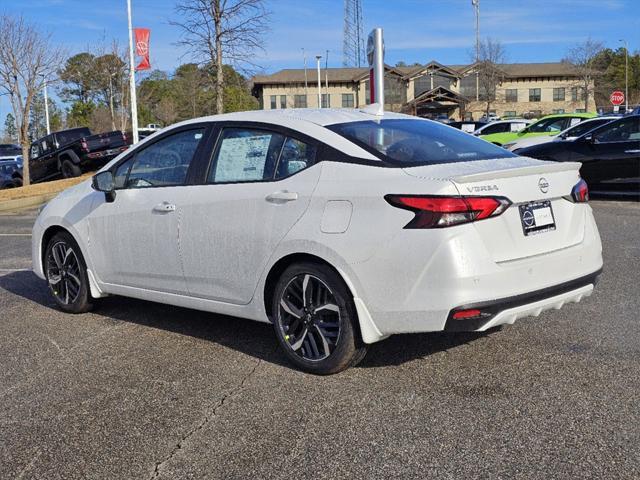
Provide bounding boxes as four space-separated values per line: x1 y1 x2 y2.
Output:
0 233 32 236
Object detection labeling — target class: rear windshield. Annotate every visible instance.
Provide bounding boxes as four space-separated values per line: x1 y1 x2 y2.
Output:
328 118 515 166
56 128 91 147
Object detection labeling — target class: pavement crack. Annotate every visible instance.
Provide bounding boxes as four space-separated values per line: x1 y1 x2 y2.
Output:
149 356 263 479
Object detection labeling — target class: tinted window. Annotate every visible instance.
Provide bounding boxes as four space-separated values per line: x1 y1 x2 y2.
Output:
122 128 204 188
56 128 91 147
594 117 640 143
564 119 610 137
209 128 285 183
480 123 509 134
329 119 515 166
276 138 316 179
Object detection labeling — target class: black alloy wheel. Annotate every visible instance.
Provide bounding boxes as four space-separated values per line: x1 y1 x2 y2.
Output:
45 232 93 313
272 262 368 374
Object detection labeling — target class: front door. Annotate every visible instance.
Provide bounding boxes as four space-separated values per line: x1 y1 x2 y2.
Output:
179 126 321 304
574 117 640 190
88 126 208 294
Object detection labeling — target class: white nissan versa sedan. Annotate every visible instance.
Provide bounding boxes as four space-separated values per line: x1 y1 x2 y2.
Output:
32 109 603 374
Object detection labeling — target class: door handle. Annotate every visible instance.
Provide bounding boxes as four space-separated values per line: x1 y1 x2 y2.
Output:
152 202 176 213
265 191 298 204
624 149 640 154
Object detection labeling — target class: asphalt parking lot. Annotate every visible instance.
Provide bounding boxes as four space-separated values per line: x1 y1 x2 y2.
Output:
0 201 639 479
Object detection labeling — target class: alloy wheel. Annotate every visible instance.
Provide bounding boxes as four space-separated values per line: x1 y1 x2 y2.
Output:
277 273 341 362
46 241 82 305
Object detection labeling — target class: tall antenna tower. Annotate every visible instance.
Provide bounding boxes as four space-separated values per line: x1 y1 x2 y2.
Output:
342 0 365 67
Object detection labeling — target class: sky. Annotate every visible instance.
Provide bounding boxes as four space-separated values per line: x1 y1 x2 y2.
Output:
1 0 639 115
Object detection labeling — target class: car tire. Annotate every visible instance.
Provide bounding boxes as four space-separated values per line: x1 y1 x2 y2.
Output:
44 231 93 313
272 262 368 374
61 160 82 178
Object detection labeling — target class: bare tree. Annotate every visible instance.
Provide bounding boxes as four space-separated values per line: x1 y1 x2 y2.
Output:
171 0 270 114
563 38 604 112
476 38 507 117
0 15 65 185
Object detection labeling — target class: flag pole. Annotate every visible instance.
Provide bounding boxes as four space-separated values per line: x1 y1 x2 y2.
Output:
127 0 139 144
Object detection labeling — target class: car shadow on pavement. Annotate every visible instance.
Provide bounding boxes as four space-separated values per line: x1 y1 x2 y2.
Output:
0 270 495 370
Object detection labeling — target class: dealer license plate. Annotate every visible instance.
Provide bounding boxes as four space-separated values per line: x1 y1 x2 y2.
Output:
518 200 556 236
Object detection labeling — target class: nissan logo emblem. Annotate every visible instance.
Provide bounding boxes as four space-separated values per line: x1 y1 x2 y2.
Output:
538 177 549 193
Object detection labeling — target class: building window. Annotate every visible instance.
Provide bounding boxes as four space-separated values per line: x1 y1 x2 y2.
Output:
575 108 586 113
270 95 277 109
529 88 541 102
294 95 307 108
553 88 565 101
342 93 355 108
552 109 565 114
505 89 518 102
280 95 287 109
571 87 579 101
503 111 517 118
321 93 330 108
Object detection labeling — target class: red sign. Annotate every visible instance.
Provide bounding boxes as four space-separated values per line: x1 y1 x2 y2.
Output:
134 28 151 71
610 90 625 106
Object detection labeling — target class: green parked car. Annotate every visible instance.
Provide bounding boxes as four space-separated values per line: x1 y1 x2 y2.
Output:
479 112 597 146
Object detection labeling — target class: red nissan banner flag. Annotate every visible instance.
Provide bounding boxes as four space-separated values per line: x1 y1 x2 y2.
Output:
134 28 151 71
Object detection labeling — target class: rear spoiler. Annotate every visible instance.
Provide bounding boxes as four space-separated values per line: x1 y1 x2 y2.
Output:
451 160 582 183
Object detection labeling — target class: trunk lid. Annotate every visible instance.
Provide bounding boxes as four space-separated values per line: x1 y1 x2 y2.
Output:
403 157 586 262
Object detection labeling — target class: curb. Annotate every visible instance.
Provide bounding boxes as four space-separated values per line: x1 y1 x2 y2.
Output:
0 193 58 213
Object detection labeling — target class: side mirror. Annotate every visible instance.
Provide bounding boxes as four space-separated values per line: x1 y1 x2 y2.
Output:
92 171 116 202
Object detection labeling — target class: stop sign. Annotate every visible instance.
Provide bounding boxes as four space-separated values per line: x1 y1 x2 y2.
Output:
610 90 625 105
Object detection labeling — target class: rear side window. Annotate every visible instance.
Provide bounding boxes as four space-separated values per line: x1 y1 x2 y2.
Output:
329 119 515 166
276 138 316 179
209 128 285 183
118 128 204 189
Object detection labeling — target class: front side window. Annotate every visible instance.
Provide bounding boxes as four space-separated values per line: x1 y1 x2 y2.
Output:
529 88 541 102
594 117 640 143
563 118 609 137
209 128 285 183
119 128 205 189
553 88 565 101
329 119 515 166
294 95 307 108
505 89 518 102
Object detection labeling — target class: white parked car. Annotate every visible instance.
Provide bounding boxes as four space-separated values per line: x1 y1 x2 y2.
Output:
504 116 619 152
473 119 532 136
32 109 603 374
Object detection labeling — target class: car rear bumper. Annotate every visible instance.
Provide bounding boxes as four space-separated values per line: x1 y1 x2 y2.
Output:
444 268 601 331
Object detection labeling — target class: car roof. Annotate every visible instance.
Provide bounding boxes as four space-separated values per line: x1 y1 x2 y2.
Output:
174 108 414 129
537 112 596 120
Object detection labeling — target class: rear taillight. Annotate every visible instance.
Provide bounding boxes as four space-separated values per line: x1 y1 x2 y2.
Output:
565 178 589 203
385 195 512 229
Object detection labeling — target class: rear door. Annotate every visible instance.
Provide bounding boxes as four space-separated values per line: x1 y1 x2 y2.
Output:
179 125 321 304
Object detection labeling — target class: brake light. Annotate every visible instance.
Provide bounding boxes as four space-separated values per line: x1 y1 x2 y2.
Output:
385 195 512 229
565 178 589 203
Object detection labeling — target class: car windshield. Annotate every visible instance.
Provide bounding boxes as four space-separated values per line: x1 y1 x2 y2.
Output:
564 119 610 137
328 119 515 166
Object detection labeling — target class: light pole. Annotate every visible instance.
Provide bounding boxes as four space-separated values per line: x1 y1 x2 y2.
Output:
316 55 322 108
40 75 51 135
127 0 139 144
619 39 628 112
472 0 480 102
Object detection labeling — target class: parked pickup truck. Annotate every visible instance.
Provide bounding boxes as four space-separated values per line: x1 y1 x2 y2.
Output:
28 127 132 182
